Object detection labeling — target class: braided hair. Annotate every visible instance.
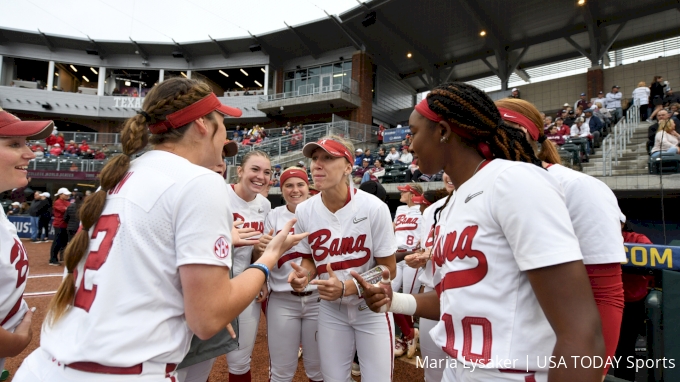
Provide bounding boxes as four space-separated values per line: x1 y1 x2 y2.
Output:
48 77 218 324
426 82 542 167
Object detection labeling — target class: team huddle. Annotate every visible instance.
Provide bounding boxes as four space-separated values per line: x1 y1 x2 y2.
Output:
1 78 625 382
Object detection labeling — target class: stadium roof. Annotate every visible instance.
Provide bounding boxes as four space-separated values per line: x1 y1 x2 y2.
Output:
0 0 678 92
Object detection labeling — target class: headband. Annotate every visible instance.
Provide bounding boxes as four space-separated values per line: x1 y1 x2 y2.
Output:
415 98 493 160
148 93 242 134
497 107 540 141
280 168 309 187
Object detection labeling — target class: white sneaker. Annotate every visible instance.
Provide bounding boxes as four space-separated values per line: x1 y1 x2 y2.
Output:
394 337 406 357
406 328 419 359
298 347 302 359
351 362 361 377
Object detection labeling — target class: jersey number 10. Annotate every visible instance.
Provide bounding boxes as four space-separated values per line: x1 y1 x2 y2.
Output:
441 313 492 363
74 214 120 312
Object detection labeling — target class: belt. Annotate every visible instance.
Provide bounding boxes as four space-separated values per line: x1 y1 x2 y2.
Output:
65 361 177 376
290 291 313 297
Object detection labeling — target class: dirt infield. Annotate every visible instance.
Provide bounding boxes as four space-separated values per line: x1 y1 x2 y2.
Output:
4 240 424 381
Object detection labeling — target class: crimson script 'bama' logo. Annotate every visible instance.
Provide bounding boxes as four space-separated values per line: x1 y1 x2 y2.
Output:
232 213 264 233
395 215 419 231
308 229 370 262
433 225 488 290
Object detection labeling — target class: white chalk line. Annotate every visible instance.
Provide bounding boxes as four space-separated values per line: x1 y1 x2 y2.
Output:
24 290 57 297
28 273 63 279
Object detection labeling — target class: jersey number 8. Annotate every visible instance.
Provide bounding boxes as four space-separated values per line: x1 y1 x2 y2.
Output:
74 214 120 313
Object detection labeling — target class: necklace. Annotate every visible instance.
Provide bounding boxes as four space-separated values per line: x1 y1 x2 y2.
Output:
472 159 487 176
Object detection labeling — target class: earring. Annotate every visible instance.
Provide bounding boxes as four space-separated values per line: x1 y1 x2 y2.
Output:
440 136 449 143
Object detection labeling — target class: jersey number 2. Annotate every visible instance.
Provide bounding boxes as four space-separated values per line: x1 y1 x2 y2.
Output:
441 314 492 362
74 214 120 313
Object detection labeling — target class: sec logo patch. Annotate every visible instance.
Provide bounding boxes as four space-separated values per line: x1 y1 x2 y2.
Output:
214 237 230 259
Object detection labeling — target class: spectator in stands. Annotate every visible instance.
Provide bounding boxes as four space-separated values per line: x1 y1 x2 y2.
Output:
45 129 58 147
354 148 364 167
649 76 668 122
664 89 680 107
232 131 242 143
376 147 387 163
593 90 607 108
55 133 65 148
7 202 21 215
272 164 282 186
49 143 62 156
574 93 589 110
398 146 413 164
284 122 293 134
363 148 374 163
670 103 680 119
509 87 520 99
544 116 553 131
297 160 307 173
385 146 400 163
79 140 90 152
94 150 106 160
290 128 302 149
82 149 95 159
546 125 565 146
362 159 385 184
353 158 372 184
564 109 576 127
69 163 78 172
606 85 623 124
571 117 593 154
583 109 603 147
632 81 650 121
30 142 42 151
650 119 679 158
647 109 672 153
593 102 612 126
34 146 44 158
377 124 385 146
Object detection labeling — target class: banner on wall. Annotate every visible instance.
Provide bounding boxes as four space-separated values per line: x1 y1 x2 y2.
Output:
623 243 680 271
27 170 100 180
8 216 54 239
382 126 411 144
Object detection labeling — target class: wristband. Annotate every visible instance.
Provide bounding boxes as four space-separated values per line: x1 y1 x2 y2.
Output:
388 292 417 315
353 279 363 298
247 263 270 282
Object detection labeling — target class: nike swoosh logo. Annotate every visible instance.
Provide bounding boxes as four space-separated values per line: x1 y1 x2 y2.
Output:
258 209 263 213
353 217 367 224
465 191 483 203
503 114 516 119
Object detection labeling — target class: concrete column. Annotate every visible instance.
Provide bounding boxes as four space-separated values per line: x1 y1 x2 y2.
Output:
350 51 374 125
97 67 106 96
587 66 604 100
158 69 164 83
186 70 192 79
263 65 269 95
0 55 3 86
47 60 55 91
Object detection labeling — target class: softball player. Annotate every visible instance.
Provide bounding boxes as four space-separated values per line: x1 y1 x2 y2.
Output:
14 78 306 382
225 149 272 382
392 183 424 358
288 136 397 382
0 110 53 373
355 83 605 382
404 177 454 382
262 167 322 382
496 97 625 374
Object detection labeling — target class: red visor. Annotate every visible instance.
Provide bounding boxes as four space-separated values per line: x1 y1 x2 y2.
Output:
280 168 309 187
302 139 353 164
397 184 422 196
148 93 242 134
412 195 432 206
497 107 540 141
415 99 493 160
0 111 54 140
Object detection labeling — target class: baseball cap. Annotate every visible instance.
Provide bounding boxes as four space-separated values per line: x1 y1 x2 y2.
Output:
598 90 604 94
148 93 242 134
563 103 570 107
411 195 431 206
297 160 305 166
54 143 61 147
362 158 370 162
355 148 363 153
612 85 620 89
274 164 281 169
56 187 72 196
568 110 575 115
222 140 238 157
41 192 50 198
302 139 353 164
11 202 20 206
0 110 54 140
359 180 387 202
584 108 594 113
561 110 567 113
397 183 422 196
511 88 518 92
580 93 586 96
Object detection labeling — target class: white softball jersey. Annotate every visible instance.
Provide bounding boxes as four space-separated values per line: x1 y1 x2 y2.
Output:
40 150 234 367
546 164 625 265
0 207 29 332
225 184 271 276
265 205 315 293
295 189 397 306
417 197 447 290
430 159 583 372
393 205 422 251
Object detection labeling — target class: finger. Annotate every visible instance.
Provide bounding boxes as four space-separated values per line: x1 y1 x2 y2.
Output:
290 262 307 277
238 239 260 246
268 229 274 236
326 263 336 278
381 268 390 281
233 220 244 228
278 218 297 236
226 323 236 339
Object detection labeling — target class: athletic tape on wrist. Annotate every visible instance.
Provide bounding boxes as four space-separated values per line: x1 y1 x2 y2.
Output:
388 292 417 315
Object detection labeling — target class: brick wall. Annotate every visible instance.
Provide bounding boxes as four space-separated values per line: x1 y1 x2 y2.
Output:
350 51 373 125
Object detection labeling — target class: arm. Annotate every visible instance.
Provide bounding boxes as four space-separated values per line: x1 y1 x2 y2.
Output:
527 261 605 382
0 308 33 358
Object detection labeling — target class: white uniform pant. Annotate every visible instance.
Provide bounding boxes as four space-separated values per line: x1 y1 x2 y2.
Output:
266 291 322 382
317 300 394 382
443 365 547 382
392 261 422 294
225 300 261 375
420 319 447 381
176 358 216 382
13 348 177 382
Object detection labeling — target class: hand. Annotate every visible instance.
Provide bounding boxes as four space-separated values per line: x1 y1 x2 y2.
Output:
311 263 344 301
232 220 260 247
255 229 274 255
288 262 310 292
350 269 391 313
226 323 236 339
261 218 308 262
14 307 34 349
405 249 429 269
256 283 268 303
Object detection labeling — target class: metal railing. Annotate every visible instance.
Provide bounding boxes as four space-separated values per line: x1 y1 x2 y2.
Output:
28 158 107 172
261 79 359 102
48 131 122 145
601 101 640 176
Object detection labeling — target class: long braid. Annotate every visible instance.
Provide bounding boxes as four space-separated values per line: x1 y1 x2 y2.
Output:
47 78 215 325
427 82 542 167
